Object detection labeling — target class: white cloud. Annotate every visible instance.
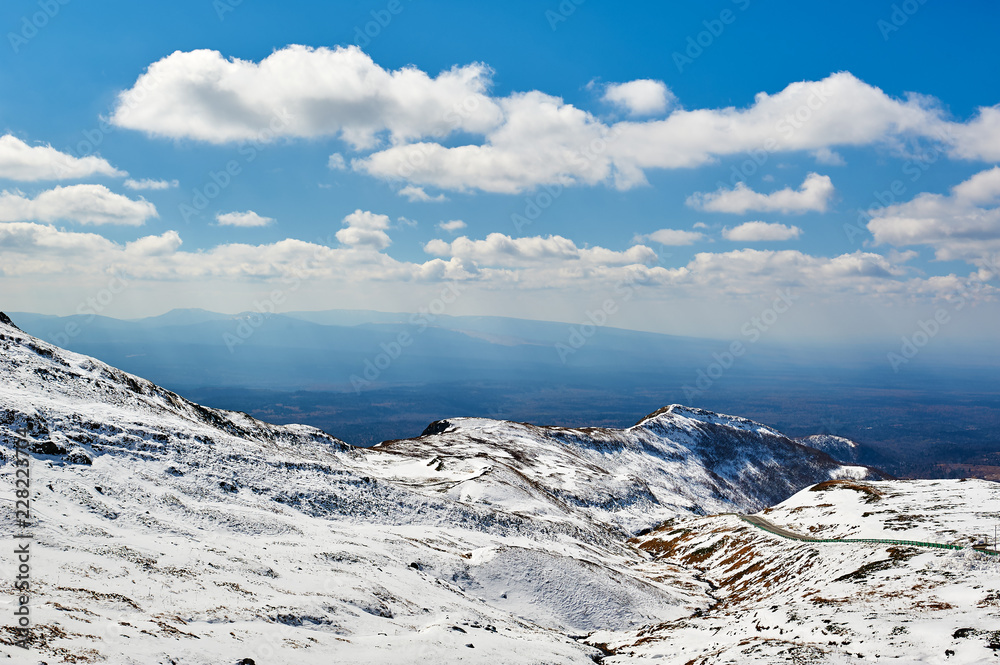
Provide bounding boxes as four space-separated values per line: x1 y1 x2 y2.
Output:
356 91 616 194
636 229 705 246
945 105 1000 161
0 185 157 226
424 233 657 268
399 185 447 203
0 134 125 181
723 221 802 242
357 72 963 194
125 230 183 256
0 220 474 283
681 248 909 291
327 153 347 170
868 166 1000 264
111 50 1000 196
437 220 467 233
336 209 392 250
811 147 846 166
687 173 834 214
609 73 949 175
603 80 674 116
111 45 503 149
124 178 179 190
216 210 274 227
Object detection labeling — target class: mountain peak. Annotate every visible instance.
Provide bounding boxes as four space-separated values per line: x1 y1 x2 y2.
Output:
0 311 20 331
635 403 780 435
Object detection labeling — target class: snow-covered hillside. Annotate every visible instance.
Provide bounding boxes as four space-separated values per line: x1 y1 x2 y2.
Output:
764 478 999 546
0 312 991 664
615 480 1000 663
360 407 880 536
797 433 862 464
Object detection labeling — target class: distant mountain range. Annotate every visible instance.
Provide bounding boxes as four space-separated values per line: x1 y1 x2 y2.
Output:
9 307 738 391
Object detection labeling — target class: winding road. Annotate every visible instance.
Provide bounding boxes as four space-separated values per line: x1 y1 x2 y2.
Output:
738 514 999 556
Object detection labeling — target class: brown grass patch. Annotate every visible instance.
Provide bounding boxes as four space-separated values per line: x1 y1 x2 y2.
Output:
811 479 883 502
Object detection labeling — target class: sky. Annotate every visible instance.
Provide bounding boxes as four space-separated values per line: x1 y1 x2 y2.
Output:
1 0 999 342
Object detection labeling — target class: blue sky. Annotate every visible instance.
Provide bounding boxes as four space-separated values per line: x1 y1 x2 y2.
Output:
1 0 999 341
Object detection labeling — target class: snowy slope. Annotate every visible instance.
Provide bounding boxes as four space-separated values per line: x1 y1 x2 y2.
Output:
0 315 628 662
763 478 999 546
360 407 881 536
797 434 862 464
0 312 986 664
614 482 1000 664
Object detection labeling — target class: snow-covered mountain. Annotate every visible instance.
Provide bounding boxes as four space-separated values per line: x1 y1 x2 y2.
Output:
796 433 866 464
2 312 993 664
359 407 879 536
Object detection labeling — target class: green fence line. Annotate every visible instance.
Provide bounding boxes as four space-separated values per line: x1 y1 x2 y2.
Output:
738 516 999 557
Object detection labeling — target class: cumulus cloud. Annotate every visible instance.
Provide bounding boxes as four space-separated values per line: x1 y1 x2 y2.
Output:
399 185 447 202
336 209 392 250
124 178 179 190
357 72 970 194
687 173 834 214
216 210 274 227
110 45 503 149
0 219 991 317
437 220 467 233
110 49 1000 196
603 79 674 116
424 233 657 268
0 219 484 286
0 185 157 226
356 90 618 194
811 147 846 166
327 153 347 170
0 134 125 181
868 166 1000 264
636 229 705 246
682 249 909 292
722 221 802 241
125 230 183 256
608 73 951 174
946 106 1000 161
